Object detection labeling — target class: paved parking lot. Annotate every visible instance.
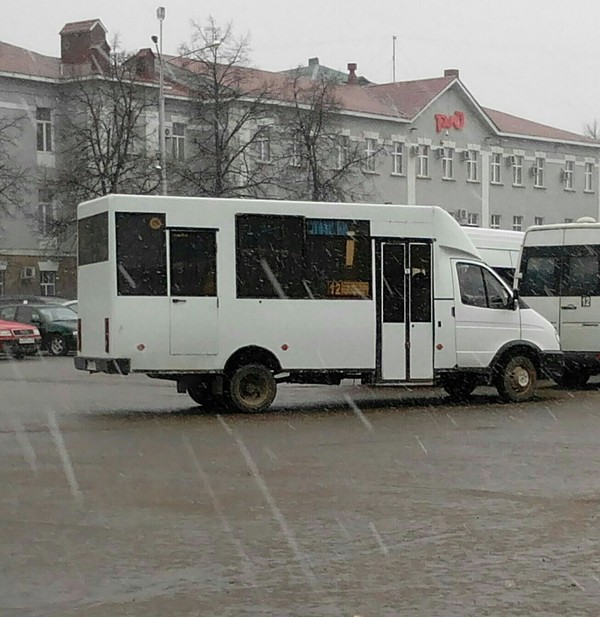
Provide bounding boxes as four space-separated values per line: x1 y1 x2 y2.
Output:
2 357 600 616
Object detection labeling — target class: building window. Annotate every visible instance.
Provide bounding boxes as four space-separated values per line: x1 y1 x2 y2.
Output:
513 215 523 231
364 138 377 172
36 108 52 152
417 145 429 177
441 147 454 179
290 134 302 167
490 153 502 184
171 123 185 161
490 214 501 229
256 129 271 162
534 216 544 226
584 162 594 192
563 160 574 190
40 271 56 297
533 157 545 188
467 212 479 226
512 155 523 186
38 190 57 236
336 137 348 170
391 141 403 175
466 150 478 181
564 218 574 223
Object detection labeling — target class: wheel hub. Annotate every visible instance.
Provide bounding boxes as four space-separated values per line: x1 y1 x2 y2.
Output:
511 366 530 390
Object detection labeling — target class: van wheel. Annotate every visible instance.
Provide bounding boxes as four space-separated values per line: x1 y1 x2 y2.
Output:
48 335 67 357
495 355 537 402
555 369 590 389
440 374 478 401
226 364 277 413
187 382 220 408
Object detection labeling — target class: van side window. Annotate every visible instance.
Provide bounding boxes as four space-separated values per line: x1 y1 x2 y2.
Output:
457 263 510 309
561 245 600 296
519 246 561 296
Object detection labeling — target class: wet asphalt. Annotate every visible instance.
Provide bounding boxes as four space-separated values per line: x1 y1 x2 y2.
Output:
2 357 600 616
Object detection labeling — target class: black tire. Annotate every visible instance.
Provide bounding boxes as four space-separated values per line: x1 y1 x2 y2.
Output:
48 335 68 357
226 364 277 413
554 368 590 389
187 381 221 408
495 355 537 403
441 374 478 401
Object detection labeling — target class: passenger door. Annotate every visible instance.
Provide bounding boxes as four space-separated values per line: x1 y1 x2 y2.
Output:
559 240 600 352
168 229 218 356
378 241 433 381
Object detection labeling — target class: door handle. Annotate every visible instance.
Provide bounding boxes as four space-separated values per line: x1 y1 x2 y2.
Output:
560 304 577 310
172 298 187 303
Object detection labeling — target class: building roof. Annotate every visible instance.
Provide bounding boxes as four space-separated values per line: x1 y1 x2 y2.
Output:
0 24 597 145
483 107 595 143
59 19 107 35
367 76 455 119
0 41 60 79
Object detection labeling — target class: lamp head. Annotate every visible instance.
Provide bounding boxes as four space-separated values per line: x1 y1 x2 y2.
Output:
151 35 158 45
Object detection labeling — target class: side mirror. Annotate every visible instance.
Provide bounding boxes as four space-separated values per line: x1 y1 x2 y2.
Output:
510 288 519 311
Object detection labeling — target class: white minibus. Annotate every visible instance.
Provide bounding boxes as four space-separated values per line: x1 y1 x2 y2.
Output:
74 195 561 411
464 227 524 284
516 219 600 387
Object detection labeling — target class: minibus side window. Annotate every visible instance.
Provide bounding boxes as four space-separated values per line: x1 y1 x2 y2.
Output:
116 212 167 296
519 246 561 296
561 245 600 296
457 263 510 309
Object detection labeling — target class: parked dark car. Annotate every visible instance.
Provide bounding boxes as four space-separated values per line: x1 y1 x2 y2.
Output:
0 295 72 306
0 303 77 356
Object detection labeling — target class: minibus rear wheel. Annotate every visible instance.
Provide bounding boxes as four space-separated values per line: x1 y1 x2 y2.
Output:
187 381 220 408
440 374 478 401
495 355 537 402
555 368 590 389
226 364 277 413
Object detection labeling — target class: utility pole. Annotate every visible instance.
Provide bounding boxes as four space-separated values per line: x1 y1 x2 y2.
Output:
392 35 397 83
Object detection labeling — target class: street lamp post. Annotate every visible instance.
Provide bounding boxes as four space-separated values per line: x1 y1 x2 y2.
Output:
152 13 220 196
153 6 167 195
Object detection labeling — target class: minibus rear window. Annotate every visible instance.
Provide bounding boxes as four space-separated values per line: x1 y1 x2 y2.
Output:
78 212 108 265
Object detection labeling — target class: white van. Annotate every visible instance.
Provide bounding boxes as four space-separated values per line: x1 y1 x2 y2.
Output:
464 227 524 284
516 219 600 387
74 195 561 411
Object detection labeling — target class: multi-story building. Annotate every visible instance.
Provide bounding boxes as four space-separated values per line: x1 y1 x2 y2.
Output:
1 18 599 297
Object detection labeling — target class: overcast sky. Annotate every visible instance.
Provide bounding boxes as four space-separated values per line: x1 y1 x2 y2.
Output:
2 0 599 134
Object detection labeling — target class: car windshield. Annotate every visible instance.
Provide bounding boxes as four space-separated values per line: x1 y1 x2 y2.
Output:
38 306 77 321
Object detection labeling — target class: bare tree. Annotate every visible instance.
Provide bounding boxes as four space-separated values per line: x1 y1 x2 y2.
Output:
169 18 281 198
583 120 600 141
0 114 28 217
46 44 160 245
276 72 376 202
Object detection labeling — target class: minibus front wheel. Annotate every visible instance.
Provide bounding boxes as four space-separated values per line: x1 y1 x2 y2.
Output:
495 355 537 403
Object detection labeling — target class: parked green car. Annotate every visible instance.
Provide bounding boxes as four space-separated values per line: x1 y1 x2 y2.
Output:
0 303 77 356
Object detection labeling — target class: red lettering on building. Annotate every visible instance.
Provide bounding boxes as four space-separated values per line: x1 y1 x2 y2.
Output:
435 111 465 133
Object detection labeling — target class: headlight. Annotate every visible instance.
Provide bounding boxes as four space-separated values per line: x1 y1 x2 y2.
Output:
32 328 40 336
0 329 12 337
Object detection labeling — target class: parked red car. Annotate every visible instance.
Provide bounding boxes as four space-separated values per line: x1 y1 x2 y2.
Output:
0 319 41 358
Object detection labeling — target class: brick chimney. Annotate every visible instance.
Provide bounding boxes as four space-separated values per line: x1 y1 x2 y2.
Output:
444 68 459 78
132 48 156 80
60 19 111 74
347 62 357 85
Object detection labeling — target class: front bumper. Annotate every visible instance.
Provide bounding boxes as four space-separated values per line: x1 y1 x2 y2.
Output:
539 351 564 380
74 356 131 374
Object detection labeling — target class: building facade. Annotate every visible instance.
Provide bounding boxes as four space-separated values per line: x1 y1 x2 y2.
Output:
1 19 599 297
